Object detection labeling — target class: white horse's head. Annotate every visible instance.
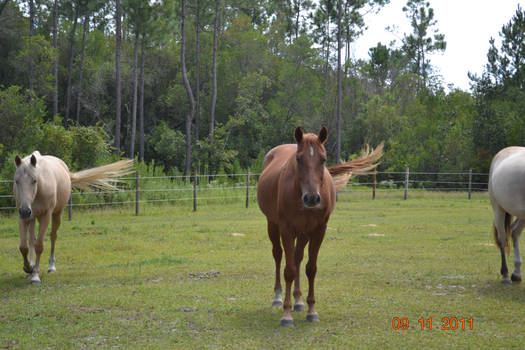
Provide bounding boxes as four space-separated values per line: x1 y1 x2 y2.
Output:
14 154 39 220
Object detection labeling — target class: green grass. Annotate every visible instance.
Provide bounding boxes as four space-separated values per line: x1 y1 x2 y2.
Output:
0 190 523 349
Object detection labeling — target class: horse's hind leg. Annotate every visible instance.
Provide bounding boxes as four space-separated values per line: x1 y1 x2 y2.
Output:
48 211 62 273
293 234 308 312
268 221 283 307
494 206 510 284
510 219 525 282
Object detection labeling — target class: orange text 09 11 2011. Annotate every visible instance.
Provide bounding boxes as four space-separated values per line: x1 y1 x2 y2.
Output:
392 317 474 330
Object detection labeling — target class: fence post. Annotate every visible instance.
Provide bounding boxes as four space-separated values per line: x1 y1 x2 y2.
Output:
68 194 72 221
404 167 409 200
135 170 140 216
246 167 250 208
193 170 197 212
468 168 472 200
372 171 377 200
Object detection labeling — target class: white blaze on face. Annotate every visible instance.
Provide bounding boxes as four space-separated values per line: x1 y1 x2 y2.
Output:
310 146 314 157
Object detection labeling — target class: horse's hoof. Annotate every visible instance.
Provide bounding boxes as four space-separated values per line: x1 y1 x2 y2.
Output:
30 277 41 285
293 303 306 312
511 274 522 283
306 313 320 322
279 318 294 327
501 279 512 285
272 300 283 308
47 266 56 273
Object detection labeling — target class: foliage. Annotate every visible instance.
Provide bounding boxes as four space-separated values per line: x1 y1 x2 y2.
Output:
0 1 524 177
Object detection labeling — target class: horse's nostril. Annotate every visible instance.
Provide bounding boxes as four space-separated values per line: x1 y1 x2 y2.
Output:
19 207 31 219
315 194 321 204
302 194 308 204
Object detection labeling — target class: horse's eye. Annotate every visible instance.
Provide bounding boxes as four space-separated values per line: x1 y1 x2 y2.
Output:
31 180 36 185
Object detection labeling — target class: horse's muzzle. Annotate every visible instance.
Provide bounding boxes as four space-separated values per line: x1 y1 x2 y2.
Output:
302 192 321 208
18 206 32 220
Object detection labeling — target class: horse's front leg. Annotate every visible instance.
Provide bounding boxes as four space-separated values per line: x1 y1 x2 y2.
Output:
293 234 308 312
511 219 525 282
30 212 51 284
305 225 326 322
279 226 297 327
48 211 62 273
18 219 32 274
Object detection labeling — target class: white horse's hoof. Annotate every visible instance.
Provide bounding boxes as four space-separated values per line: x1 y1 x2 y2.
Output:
48 266 56 273
30 275 41 284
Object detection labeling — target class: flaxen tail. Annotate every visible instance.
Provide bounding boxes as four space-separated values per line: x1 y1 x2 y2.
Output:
69 159 134 191
328 142 384 192
493 212 511 256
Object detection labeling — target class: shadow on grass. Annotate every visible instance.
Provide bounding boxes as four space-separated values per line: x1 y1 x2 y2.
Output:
0 273 35 292
477 279 525 303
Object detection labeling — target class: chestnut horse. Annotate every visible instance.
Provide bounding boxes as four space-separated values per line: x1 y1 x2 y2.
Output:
14 151 133 284
489 146 525 284
257 126 382 326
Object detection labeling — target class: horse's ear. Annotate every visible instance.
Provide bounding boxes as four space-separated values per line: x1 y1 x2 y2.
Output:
15 155 22 167
30 154 37 167
318 126 328 144
294 126 304 143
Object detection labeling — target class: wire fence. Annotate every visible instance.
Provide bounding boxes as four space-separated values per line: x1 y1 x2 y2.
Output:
0 169 489 217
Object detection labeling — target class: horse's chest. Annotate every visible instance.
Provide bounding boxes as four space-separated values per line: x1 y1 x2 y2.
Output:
280 207 330 234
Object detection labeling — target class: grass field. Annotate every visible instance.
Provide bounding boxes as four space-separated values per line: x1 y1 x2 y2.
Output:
1 190 524 349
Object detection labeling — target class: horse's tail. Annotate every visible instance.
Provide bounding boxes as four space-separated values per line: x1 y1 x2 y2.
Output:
69 159 134 192
328 142 384 192
493 212 512 256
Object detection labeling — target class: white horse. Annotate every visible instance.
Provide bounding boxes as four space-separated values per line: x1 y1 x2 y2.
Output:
489 146 525 284
14 151 133 284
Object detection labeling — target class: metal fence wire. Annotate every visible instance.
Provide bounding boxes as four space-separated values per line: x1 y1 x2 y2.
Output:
0 169 489 216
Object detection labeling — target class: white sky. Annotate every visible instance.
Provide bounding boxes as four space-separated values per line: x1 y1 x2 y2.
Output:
352 0 525 91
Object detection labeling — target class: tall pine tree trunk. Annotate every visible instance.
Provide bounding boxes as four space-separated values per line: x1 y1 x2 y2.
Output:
28 0 34 91
115 0 122 157
195 0 201 141
130 31 139 159
181 0 195 177
209 0 220 145
0 0 10 16
65 3 79 128
75 15 88 124
139 36 145 163
52 0 58 116
336 0 342 163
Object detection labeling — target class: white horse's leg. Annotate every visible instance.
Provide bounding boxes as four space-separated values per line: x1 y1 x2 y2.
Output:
493 206 510 284
18 219 32 274
511 219 525 282
28 219 36 269
31 212 51 284
48 212 62 273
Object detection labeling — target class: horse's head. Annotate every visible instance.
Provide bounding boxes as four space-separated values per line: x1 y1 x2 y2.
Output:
294 126 328 209
14 154 38 220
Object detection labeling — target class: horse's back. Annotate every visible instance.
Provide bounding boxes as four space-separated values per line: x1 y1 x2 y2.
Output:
257 144 296 222
489 147 525 217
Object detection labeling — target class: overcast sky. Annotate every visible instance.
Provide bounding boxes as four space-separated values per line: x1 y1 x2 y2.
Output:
351 0 524 91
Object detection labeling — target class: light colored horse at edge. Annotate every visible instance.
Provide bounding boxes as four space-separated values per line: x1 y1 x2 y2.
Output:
489 146 525 284
14 151 133 284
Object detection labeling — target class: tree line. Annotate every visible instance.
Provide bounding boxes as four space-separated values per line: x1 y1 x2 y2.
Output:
0 0 524 182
